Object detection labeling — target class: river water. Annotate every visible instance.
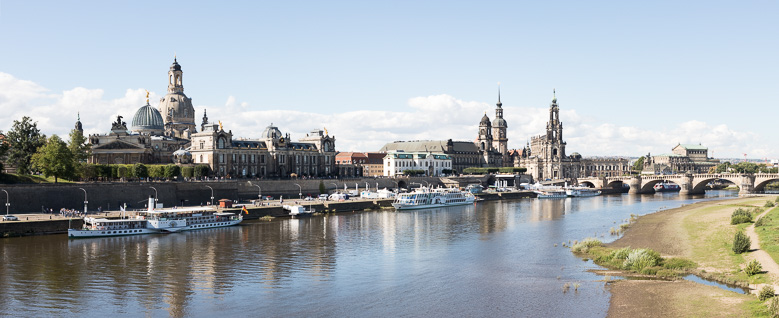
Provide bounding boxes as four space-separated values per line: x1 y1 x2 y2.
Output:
0 191 736 317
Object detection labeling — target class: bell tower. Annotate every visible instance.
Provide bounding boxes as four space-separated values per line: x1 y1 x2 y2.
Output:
168 57 184 94
491 85 509 166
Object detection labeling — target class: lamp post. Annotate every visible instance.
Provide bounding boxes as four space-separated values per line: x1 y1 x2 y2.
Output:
78 188 88 214
294 183 302 199
330 182 338 192
391 180 399 193
205 185 214 206
1 189 8 215
422 180 430 188
249 182 262 202
149 186 158 208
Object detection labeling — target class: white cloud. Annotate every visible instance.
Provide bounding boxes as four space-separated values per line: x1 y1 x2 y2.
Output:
0 72 770 159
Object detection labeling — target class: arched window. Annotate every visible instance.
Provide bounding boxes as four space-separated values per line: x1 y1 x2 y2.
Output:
217 138 226 149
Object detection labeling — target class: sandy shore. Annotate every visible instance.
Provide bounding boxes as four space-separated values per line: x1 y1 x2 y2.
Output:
605 197 766 317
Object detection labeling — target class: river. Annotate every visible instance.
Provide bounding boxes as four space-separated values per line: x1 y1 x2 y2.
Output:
0 191 737 317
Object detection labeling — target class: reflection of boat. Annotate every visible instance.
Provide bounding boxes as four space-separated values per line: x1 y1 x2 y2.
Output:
67 197 242 238
392 187 475 210
654 182 681 192
284 205 314 216
565 187 601 197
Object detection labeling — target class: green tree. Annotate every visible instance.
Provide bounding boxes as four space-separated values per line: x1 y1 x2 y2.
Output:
67 128 90 164
148 165 164 178
133 163 148 179
632 156 645 171
6 116 46 174
181 166 194 178
164 165 180 179
715 162 731 173
79 163 97 180
194 165 210 178
30 135 74 183
117 165 128 179
319 180 326 194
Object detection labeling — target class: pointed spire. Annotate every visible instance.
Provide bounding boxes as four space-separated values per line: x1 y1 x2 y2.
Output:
497 83 502 107
77 112 80 121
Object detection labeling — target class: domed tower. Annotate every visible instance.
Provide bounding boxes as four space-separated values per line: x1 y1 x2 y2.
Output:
158 57 196 139
74 112 83 132
546 89 565 158
131 100 165 136
491 86 508 165
478 113 493 152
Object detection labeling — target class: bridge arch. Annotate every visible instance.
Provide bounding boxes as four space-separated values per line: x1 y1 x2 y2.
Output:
690 177 740 194
754 178 779 192
606 180 625 189
579 181 596 188
639 179 680 193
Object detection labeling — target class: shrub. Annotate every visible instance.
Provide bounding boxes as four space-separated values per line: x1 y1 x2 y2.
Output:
623 248 662 272
610 247 632 260
757 216 769 227
656 269 678 278
571 237 603 253
765 201 776 208
759 285 776 301
770 297 779 318
640 266 661 275
732 231 751 254
731 208 753 224
662 258 697 270
181 166 194 178
745 259 763 276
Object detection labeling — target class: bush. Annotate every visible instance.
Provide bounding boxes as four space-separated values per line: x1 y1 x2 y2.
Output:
760 285 776 301
770 297 779 318
757 216 770 227
181 166 194 178
732 231 752 254
571 237 603 253
656 269 679 278
662 258 697 270
766 201 776 208
731 208 753 224
745 259 762 276
164 165 180 179
610 247 632 260
623 248 662 272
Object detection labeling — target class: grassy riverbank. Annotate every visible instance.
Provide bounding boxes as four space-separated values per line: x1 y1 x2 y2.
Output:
573 197 777 317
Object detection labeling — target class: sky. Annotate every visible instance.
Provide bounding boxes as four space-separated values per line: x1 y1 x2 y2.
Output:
0 1 776 159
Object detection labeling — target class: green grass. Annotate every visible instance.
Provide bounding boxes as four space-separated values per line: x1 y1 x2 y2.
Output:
756 207 779 266
0 173 76 184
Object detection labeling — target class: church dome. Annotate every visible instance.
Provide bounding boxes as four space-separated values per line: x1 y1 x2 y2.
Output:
131 103 164 134
170 58 182 71
493 117 507 127
480 114 491 125
261 124 283 139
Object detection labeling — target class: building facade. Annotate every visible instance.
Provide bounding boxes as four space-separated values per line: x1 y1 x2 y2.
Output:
382 151 452 177
190 123 336 178
380 140 480 174
643 144 719 174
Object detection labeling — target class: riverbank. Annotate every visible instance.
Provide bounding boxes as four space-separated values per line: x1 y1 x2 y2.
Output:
603 197 773 317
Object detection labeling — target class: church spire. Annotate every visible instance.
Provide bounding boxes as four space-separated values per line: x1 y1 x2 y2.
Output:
497 83 502 108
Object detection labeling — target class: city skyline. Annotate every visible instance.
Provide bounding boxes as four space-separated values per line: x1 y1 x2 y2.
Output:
0 1 776 159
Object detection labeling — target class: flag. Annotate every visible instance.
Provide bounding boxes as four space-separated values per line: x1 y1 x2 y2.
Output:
242 206 249 215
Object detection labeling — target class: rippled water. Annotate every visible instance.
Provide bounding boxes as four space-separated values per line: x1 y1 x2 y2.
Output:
0 191 736 317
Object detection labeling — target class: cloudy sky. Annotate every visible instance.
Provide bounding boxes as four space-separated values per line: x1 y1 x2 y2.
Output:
0 1 776 159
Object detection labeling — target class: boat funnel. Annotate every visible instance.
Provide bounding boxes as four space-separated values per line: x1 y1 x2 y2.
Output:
148 196 155 212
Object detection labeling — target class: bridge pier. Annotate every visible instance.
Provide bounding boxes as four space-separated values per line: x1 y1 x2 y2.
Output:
627 177 647 194
739 174 756 195
678 174 704 195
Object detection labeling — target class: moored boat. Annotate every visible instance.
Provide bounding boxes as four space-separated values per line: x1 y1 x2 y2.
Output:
653 182 681 192
68 197 242 238
392 187 475 210
565 187 601 197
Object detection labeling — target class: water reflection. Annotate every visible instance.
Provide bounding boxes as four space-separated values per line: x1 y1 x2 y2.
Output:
0 191 737 317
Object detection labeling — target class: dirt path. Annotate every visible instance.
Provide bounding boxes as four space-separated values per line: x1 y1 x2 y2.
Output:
745 207 779 289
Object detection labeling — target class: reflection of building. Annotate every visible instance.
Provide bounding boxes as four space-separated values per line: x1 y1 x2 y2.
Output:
382 151 452 176
88 59 193 165
380 140 480 174
643 144 719 174
190 123 336 178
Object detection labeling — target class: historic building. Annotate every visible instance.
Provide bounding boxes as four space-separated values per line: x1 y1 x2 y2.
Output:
88 59 195 165
379 140 480 174
189 122 336 178
382 151 452 177
336 152 368 177
642 144 719 174
476 89 508 167
511 91 631 180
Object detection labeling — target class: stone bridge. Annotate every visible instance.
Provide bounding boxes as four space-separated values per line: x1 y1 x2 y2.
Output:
578 173 779 195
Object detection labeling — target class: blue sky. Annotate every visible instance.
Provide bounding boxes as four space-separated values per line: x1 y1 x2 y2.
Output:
0 1 777 159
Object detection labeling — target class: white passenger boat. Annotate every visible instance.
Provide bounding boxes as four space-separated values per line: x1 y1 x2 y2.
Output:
565 187 601 197
392 187 475 210
360 188 396 199
284 205 314 216
68 198 242 238
534 190 568 198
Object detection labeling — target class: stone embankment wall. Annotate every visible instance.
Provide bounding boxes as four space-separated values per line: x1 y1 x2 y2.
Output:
0 177 442 213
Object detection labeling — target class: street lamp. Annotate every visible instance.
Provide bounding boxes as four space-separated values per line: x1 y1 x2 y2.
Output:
1 189 8 215
330 182 338 192
294 183 302 199
205 185 214 206
78 188 88 214
249 181 262 202
390 180 399 192
149 186 158 208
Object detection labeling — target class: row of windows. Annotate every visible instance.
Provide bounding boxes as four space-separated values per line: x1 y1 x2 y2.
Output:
388 160 452 168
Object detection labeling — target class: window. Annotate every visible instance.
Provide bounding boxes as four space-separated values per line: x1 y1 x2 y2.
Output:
261 155 265 164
